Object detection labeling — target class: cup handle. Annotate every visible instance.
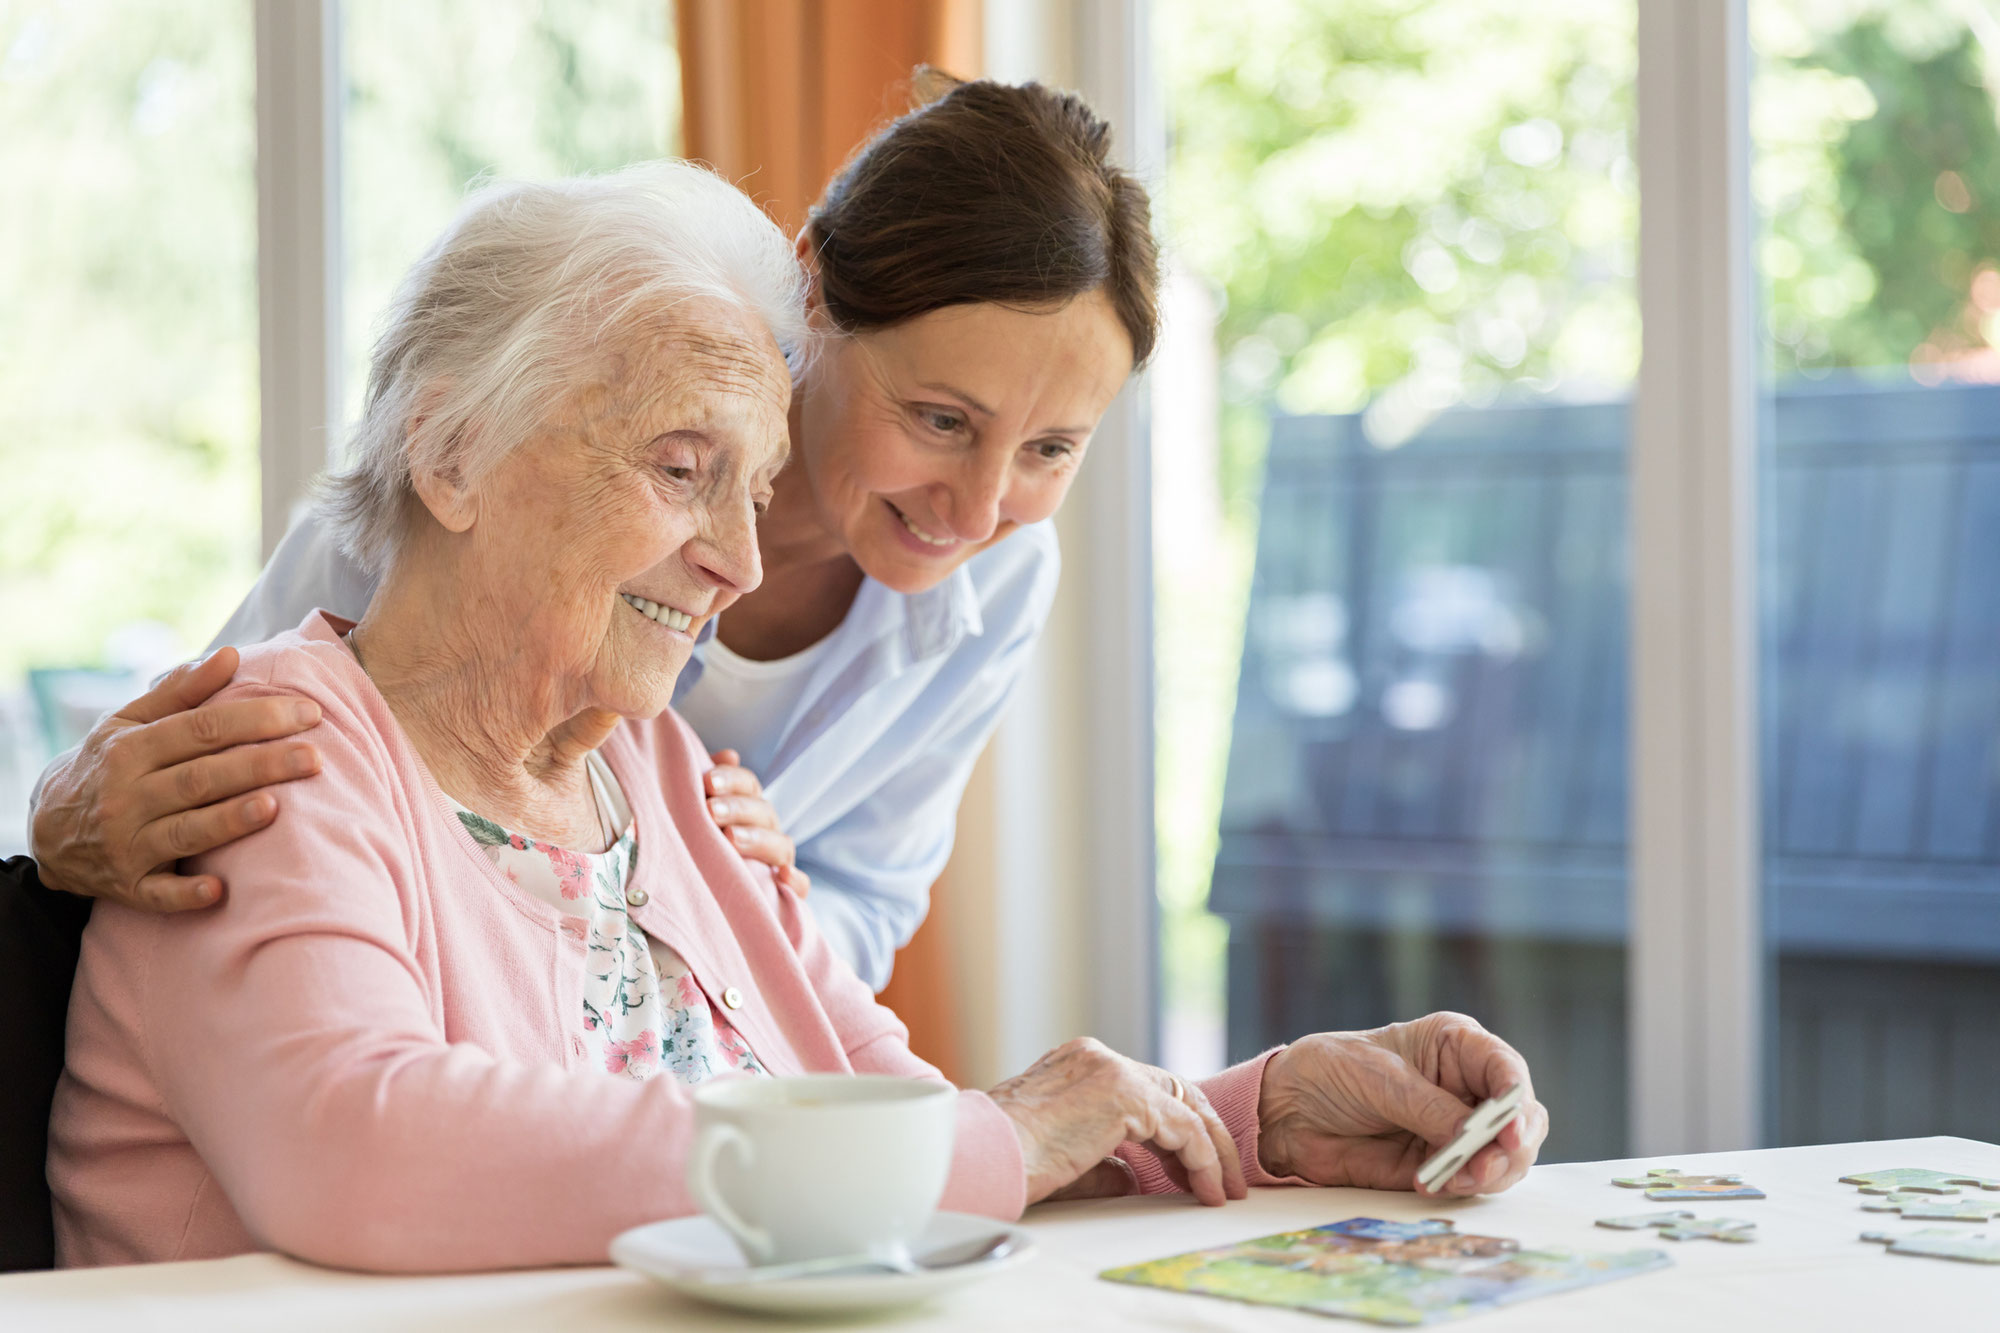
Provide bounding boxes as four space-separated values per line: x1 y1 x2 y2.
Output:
688 1122 773 1264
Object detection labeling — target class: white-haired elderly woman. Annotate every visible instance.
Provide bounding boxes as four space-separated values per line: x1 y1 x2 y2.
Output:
49 163 1545 1272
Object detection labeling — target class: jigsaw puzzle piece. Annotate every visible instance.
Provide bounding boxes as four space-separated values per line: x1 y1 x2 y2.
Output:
1612 1167 1766 1200
1860 1192 2000 1222
1597 1211 1697 1231
1863 1229 2000 1264
1597 1211 1753 1243
1841 1168 2000 1197
1655 1218 1756 1243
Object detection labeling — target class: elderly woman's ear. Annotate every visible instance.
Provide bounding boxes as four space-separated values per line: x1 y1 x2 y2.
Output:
408 459 479 535
403 380 480 535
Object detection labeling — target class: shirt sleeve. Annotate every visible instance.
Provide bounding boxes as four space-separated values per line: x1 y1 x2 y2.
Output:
204 509 380 653
1111 1049 1311 1194
798 549 1059 991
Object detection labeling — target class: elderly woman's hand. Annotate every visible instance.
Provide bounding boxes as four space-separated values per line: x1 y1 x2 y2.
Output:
989 1038 1249 1208
1256 1012 1547 1198
703 750 809 896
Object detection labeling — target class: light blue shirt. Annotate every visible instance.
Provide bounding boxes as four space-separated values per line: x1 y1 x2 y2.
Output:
205 511 1061 990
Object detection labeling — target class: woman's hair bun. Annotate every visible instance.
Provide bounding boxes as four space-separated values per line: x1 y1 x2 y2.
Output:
806 71 1160 366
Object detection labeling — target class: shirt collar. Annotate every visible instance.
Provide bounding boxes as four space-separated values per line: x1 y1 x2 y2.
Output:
901 561 984 660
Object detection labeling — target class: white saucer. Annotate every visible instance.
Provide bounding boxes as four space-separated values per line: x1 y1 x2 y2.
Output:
610 1211 1035 1316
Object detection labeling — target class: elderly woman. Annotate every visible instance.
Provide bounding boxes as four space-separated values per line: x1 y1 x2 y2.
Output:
50 164 1546 1273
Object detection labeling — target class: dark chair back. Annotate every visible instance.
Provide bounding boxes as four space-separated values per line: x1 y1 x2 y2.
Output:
0 857 91 1272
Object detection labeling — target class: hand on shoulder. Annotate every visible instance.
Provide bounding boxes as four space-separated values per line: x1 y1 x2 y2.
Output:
30 648 323 913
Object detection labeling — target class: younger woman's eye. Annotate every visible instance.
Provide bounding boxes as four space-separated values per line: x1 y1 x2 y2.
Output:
918 407 965 434
1034 440 1076 462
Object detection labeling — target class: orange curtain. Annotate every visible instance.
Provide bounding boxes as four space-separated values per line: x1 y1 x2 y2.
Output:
677 0 982 234
676 0 981 1084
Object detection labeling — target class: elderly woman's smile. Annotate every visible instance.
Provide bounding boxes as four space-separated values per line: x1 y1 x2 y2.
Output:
618 593 697 633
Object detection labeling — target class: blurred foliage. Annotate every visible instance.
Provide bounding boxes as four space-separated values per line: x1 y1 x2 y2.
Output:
0 1 677 689
1160 0 2000 520
1160 0 1639 519
0 1 258 685
342 0 677 429
1755 1 2000 374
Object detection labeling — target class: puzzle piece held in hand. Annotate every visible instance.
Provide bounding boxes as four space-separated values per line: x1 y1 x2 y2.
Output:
1861 1192 2000 1222
1597 1211 1756 1243
1840 1168 2000 1197
1863 1229 2000 1264
1612 1167 1766 1200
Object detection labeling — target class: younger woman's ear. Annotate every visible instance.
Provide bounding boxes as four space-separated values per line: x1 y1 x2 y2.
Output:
792 231 829 321
791 227 818 276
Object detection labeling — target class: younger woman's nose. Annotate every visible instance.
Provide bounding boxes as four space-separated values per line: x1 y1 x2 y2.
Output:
939 459 1010 542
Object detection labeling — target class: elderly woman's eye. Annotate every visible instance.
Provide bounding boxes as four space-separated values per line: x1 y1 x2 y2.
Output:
659 461 696 482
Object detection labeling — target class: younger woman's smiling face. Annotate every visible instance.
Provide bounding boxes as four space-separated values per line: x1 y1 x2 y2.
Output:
790 290 1135 594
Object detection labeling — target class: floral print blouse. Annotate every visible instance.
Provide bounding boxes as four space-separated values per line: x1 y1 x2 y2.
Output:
447 753 764 1085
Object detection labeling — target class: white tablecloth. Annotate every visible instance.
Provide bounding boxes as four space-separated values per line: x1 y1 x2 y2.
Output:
5 1135 1992 1330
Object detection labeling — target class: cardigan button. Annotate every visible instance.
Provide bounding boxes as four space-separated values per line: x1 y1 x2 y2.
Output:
722 987 745 1010
625 887 648 908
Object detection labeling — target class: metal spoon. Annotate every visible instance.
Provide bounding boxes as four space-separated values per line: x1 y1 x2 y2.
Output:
705 1233 1016 1285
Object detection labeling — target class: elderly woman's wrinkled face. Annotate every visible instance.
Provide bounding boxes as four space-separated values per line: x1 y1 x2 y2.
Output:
793 291 1133 595
444 304 792 719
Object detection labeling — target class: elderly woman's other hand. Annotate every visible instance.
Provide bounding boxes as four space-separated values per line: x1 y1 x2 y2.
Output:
703 750 809 896
1257 1012 1547 1198
990 1038 1250 1208
30 647 323 912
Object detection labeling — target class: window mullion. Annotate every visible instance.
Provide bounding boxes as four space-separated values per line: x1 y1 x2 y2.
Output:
253 0 344 558
1630 0 1762 1154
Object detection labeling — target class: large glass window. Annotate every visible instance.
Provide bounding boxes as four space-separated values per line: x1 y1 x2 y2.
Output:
1154 0 1638 1160
1752 0 2000 1144
0 3 259 850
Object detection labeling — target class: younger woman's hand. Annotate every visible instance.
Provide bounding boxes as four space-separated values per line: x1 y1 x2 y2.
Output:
29 647 323 912
703 750 808 896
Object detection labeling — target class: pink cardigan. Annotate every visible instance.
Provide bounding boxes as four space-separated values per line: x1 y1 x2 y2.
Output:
50 612 1286 1272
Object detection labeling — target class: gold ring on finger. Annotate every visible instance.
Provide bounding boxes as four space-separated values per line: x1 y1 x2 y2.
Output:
1168 1075 1187 1104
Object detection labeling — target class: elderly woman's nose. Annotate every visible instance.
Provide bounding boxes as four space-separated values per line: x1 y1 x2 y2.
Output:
690 502 764 594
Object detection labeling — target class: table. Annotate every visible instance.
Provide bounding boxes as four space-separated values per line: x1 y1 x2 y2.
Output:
5 1136 1993 1330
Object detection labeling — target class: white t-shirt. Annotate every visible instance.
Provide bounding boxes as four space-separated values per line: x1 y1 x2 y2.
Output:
671 626 830 778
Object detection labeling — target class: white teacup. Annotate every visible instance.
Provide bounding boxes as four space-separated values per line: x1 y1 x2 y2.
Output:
686 1074 957 1266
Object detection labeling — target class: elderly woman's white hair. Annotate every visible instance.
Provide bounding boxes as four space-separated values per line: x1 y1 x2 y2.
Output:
321 160 809 574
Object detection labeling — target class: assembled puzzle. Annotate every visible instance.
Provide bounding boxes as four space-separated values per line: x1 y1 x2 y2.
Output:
1099 1217 1671 1326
